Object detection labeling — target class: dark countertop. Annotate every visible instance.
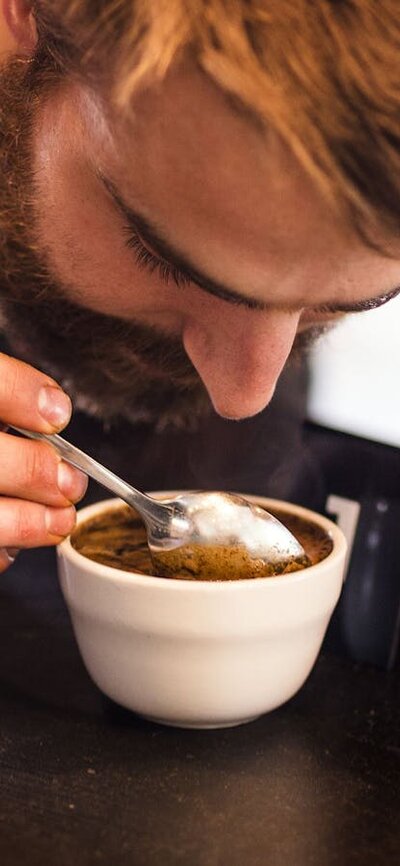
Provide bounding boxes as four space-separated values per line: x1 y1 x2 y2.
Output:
1 376 400 865
1 544 399 866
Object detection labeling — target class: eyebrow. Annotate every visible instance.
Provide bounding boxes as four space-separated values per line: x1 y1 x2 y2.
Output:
100 173 400 315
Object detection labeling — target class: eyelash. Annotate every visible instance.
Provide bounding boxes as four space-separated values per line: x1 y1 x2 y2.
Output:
124 226 400 315
315 295 392 315
124 229 191 289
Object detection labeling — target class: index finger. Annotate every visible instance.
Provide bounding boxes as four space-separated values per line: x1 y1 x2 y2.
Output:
0 353 72 433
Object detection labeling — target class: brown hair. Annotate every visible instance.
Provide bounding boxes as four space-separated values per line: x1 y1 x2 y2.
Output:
31 1 400 237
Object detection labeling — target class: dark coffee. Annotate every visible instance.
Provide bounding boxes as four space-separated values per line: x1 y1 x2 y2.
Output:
71 504 333 581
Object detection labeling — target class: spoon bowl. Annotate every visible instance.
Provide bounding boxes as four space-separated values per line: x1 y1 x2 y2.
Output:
11 427 309 578
151 490 310 578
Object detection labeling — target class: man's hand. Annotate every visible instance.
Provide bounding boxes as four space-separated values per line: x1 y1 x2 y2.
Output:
0 352 87 573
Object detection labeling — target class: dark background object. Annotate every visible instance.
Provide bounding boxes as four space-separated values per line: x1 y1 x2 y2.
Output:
326 496 400 670
305 424 400 670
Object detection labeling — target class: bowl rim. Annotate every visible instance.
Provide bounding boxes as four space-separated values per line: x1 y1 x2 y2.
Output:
58 493 347 591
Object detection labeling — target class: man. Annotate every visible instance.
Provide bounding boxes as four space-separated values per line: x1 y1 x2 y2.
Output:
0 0 399 573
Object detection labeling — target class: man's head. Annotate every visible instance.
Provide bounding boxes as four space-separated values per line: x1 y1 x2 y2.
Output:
1 0 400 427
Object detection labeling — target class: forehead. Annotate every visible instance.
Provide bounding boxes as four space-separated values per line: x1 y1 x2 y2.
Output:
81 69 342 280
97 65 338 251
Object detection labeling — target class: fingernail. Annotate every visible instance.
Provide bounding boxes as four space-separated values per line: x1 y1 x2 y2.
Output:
38 386 72 428
45 506 76 538
57 462 88 503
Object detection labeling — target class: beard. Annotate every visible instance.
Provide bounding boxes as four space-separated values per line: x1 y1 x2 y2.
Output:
0 59 329 431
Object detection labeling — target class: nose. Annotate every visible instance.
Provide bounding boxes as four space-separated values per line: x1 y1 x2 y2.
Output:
183 308 301 419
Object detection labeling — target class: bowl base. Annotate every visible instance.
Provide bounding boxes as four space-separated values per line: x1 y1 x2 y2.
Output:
142 713 261 730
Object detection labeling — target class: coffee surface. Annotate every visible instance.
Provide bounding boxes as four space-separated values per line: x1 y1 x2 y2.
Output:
71 504 333 580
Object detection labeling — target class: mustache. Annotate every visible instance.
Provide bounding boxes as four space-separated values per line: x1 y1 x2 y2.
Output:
10 288 200 388
1 283 210 427
291 323 334 356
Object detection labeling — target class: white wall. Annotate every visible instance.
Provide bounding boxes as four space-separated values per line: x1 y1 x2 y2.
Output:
307 294 400 447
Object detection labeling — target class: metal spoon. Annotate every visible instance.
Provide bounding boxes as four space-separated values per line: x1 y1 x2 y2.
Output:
11 427 310 579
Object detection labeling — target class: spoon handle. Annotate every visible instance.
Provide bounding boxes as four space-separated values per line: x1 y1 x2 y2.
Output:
9 426 172 526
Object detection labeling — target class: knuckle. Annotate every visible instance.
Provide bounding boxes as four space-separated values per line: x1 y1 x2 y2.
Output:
0 360 21 410
24 443 56 490
14 506 42 546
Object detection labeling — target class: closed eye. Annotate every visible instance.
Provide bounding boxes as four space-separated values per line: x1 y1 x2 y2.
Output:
103 173 400 316
125 223 400 317
124 227 192 290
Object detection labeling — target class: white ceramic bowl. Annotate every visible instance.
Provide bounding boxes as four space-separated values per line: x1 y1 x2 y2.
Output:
57 494 347 729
